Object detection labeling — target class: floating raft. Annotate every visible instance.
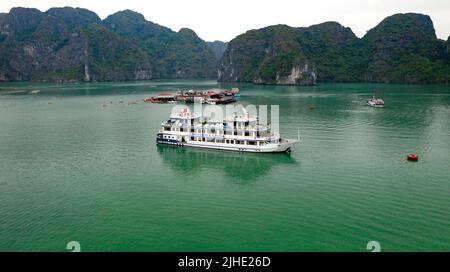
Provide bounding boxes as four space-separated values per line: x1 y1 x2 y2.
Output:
144 88 239 104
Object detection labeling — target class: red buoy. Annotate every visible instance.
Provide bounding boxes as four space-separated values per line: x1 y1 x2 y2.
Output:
407 154 419 161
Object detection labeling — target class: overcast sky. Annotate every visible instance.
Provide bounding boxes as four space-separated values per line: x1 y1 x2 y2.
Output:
1 0 449 42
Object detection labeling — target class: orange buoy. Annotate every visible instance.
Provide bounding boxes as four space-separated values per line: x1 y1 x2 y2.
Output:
407 154 419 161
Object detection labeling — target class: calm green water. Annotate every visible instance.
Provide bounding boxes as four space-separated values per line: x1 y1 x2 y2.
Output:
0 80 449 252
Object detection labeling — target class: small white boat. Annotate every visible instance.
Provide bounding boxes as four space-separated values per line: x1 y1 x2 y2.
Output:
367 96 385 107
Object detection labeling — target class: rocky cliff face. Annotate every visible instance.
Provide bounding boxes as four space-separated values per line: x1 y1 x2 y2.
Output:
1 8 89 81
362 13 449 83
2 9 449 84
219 22 358 85
207 41 228 60
219 25 297 84
0 8 216 82
273 64 316 85
219 13 450 85
102 10 217 79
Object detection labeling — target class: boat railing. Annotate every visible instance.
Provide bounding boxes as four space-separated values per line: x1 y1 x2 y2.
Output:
184 133 273 141
161 122 270 132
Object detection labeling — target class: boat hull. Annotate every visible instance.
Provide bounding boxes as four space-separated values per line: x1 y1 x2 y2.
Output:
367 102 384 108
156 138 298 153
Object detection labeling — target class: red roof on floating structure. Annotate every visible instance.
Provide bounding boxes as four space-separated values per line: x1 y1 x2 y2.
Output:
158 93 175 98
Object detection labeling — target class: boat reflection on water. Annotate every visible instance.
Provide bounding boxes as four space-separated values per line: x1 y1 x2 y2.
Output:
156 145 298 182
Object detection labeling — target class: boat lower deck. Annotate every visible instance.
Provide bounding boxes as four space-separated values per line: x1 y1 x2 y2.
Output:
156 138 297 153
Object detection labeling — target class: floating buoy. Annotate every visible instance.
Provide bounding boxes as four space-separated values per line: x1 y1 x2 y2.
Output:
407 154 419 161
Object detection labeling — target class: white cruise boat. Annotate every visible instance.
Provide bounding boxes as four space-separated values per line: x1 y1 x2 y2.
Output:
156 108 299 153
